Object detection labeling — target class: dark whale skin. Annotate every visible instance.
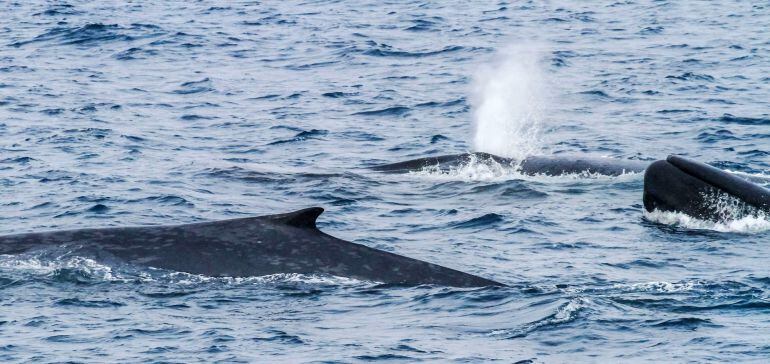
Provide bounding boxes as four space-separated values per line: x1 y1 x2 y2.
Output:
372 152 648 176
0 207 502 287
643 155 770 221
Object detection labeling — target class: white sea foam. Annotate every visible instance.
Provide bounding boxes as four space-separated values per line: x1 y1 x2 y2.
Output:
406 153 517 182
552 297 585 322
644 183 770 233
616 280 701 293
161 271 367 286
0 254 368 286
0 254 121 281
644 209 770 233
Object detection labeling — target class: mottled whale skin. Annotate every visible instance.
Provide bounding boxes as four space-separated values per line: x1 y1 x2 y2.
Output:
0 207 501 287
644 155 770 221
372 152 649 176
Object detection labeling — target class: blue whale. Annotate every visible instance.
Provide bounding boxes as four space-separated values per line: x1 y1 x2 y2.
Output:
0 207 502 287
644 155 770 221
378 152 770 222
372 152 649 176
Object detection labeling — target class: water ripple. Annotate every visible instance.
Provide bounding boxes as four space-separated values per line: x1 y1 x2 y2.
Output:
1 0 769 362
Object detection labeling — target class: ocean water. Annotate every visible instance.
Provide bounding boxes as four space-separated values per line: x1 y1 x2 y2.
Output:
1 1 769 362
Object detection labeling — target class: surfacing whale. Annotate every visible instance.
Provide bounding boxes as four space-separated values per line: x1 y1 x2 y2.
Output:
379 152 770 223
373 152 649 176
0 207 501 287
644 155 770 221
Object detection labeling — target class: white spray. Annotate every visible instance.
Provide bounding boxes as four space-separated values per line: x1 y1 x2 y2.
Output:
471 45 548 160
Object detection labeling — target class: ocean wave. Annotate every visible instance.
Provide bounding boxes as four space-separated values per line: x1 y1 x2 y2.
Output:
647 317 720 329
353 106 411 116
268 129 328 145
361 45 464 58
451 213 505 229
9 23 164 48
173 78 215 94
492 297 587 339
718 114 770 125
33 4 82 16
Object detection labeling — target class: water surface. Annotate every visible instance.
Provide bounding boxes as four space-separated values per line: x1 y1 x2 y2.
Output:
1 1 769 362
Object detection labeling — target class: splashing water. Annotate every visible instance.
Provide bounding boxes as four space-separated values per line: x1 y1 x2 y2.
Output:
0 252 367 287
644 181 770 233
0 254 121 281
617 280 701 293
471 45 548 160
404 153 642 183
644 209 770 233
406 153 516 181
162 272 367 287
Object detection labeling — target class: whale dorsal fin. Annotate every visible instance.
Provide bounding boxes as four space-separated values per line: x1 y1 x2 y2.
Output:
275 207 324 229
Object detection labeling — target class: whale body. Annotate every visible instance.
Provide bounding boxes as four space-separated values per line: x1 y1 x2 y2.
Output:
644 155 770 221
379 152 770 223
0 207 502 287
372 152 649 176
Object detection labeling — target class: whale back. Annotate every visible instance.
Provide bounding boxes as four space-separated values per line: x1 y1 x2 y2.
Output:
372 152 647 176
371 152 512 173
519 155 648 176
0 208 502 287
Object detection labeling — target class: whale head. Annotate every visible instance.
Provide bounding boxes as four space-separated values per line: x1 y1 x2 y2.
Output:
643 155 770 221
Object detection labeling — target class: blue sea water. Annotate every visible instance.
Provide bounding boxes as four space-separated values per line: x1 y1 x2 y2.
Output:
1 1 770 362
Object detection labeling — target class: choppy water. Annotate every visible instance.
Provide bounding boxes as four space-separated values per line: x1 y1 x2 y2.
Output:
1 1 770 362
